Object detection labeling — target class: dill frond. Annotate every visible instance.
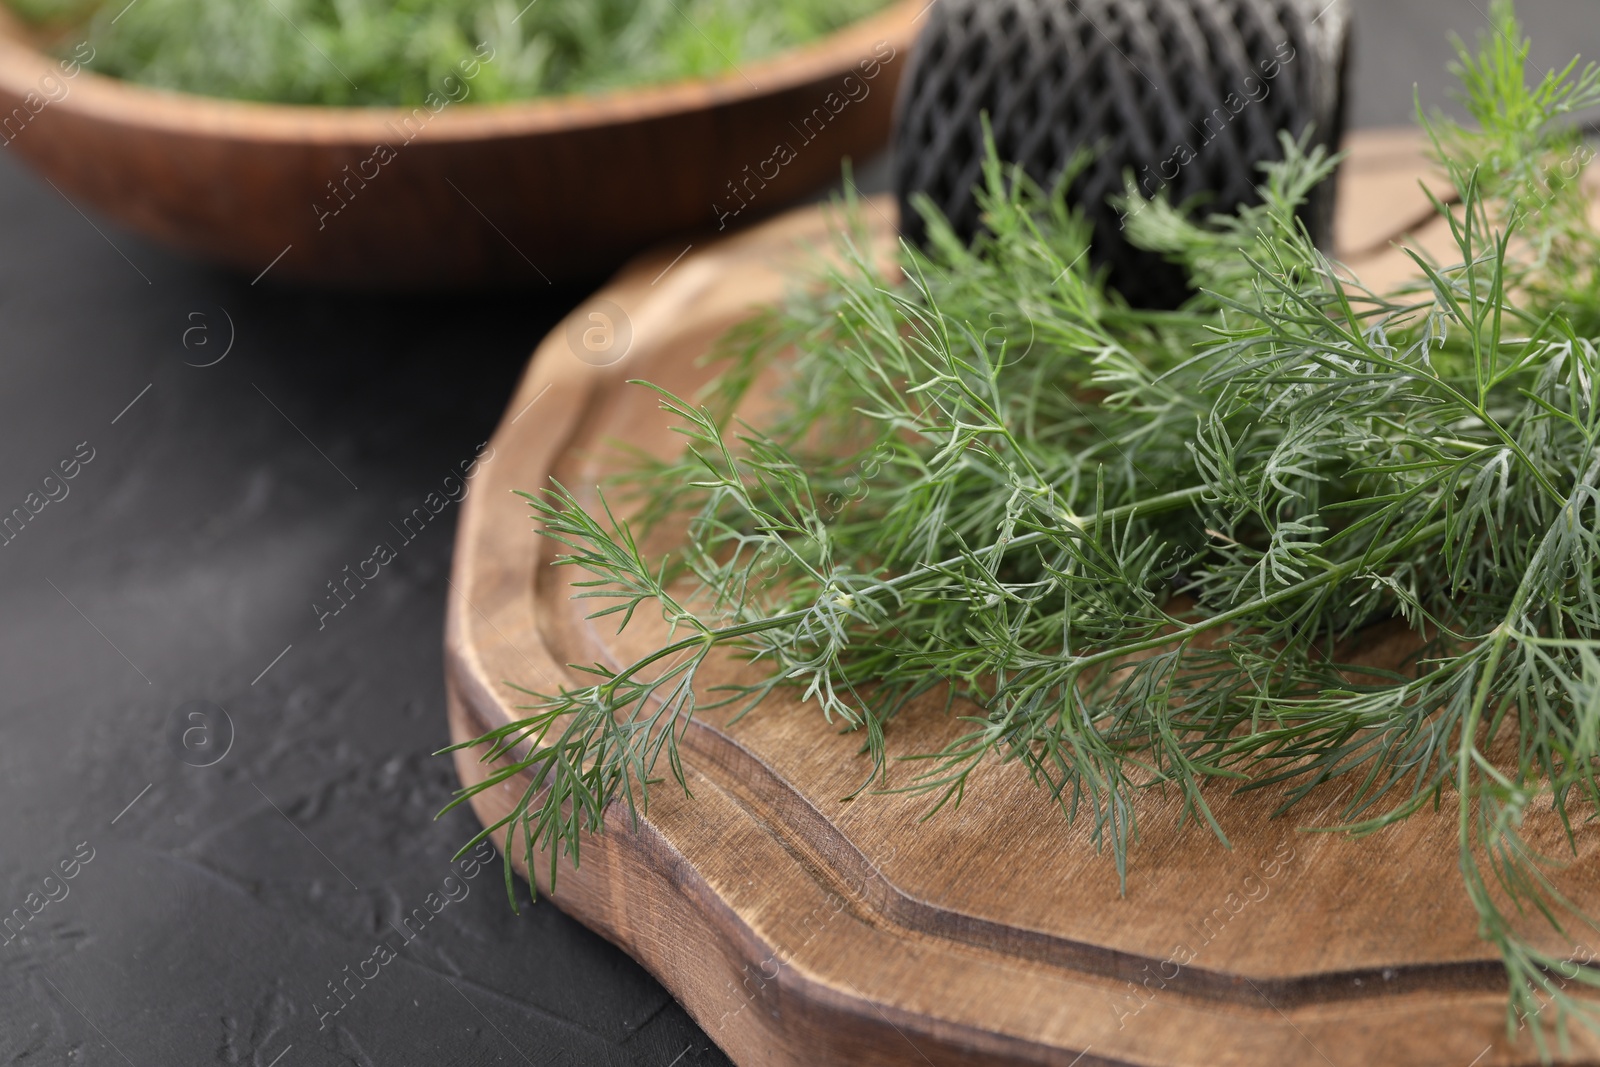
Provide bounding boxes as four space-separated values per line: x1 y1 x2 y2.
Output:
447 1 1600 1048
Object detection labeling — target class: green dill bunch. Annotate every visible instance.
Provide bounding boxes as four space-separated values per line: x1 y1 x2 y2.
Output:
447 0 1600 1050
1424 2 1600 335
7 0 891 106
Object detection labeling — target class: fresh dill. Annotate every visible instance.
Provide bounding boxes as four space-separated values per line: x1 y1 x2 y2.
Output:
9 0 889 106
448 1 1600 1048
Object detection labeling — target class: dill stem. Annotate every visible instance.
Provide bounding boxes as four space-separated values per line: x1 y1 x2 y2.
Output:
535 483 1224 766
1349 339 1565 504
1068 517 1453 674
598 483 1216 694
1453 459 1596 860
1460 395 1566 503
1457 627 1507 857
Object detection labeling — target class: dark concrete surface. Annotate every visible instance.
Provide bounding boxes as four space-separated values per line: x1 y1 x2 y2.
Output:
1 2 1596 1065
0 165 726 1065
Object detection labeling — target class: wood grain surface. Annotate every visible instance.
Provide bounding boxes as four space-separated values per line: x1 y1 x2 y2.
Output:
445 129 1600 1067
0 1 918 287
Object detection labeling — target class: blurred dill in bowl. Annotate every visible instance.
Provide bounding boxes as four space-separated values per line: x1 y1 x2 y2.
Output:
6 0 891 105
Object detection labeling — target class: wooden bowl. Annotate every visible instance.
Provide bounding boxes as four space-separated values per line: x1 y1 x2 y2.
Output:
0 1 919 287
442 133 1600 1067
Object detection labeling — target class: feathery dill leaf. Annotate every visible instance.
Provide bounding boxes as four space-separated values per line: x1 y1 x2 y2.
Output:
447 0 1600 1046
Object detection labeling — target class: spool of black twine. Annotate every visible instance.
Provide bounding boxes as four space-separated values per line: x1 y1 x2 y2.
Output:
892 0 1350 307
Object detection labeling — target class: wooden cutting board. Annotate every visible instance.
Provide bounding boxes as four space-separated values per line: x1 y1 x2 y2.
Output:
444 130 1600 1067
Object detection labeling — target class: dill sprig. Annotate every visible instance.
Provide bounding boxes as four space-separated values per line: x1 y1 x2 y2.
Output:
446 1 1600 1047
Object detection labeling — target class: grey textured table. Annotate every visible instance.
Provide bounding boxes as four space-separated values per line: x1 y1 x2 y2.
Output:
0 175 725 1064
1 2 1594 1064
